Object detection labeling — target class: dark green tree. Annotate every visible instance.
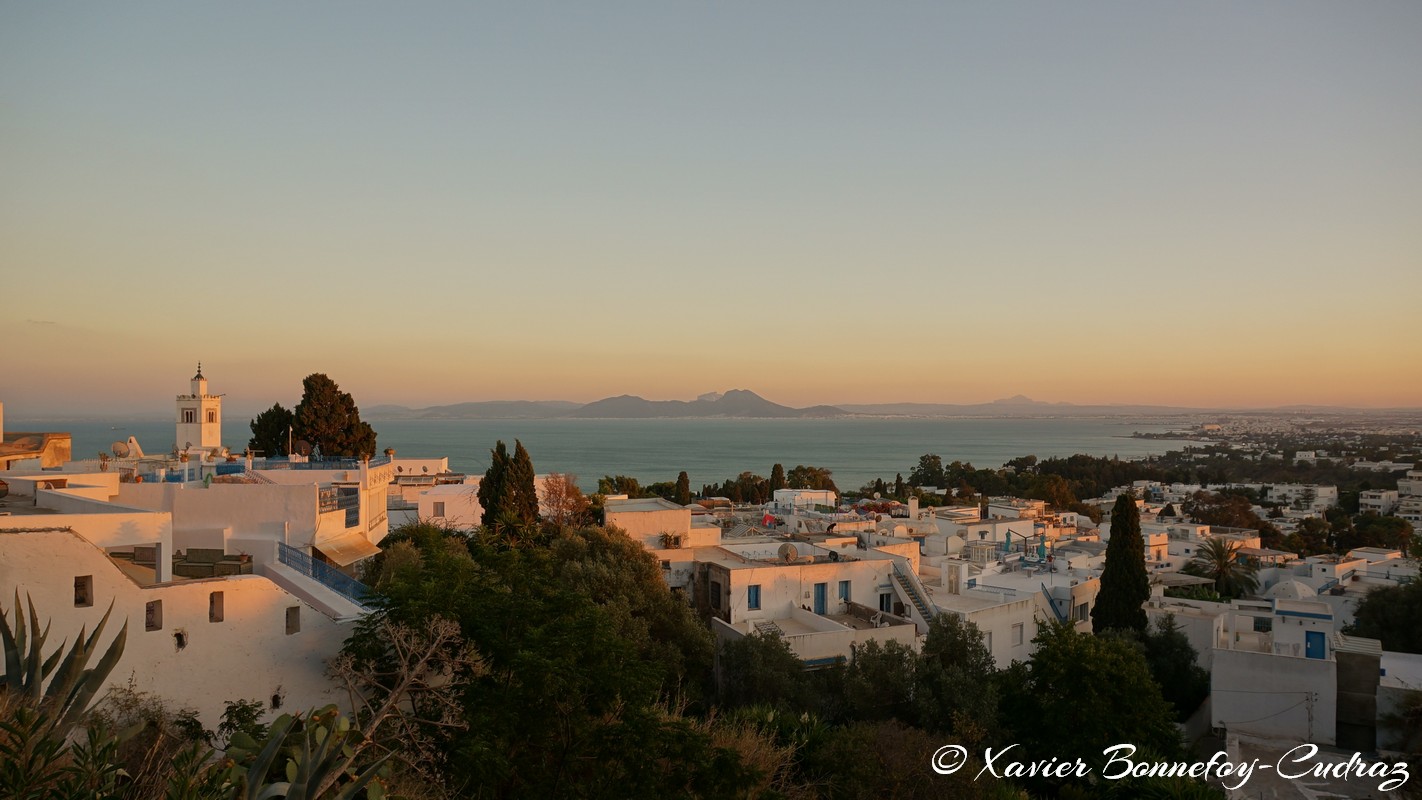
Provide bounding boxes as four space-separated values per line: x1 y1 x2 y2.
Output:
291 373 377 459
1000 622 1181 783
718 632 816 713
769 463 786 493
1345 580 1422 654
908 454 946 489
247 403 293 456
1092 494 1150 634
598 475 644 497
836 640 917 723
478 440 538 531
674 471 691 505
787 465 838 494
914 614 998 737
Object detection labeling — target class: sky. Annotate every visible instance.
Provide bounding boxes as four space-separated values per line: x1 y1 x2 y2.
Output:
3 2 1420 417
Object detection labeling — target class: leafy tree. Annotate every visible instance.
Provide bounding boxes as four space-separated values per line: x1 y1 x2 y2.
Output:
769 463 786 493
999 622 1181 785
1106 615 1210 723
908 454 946 489
787 464 838 494
1160 502 1178 517
1181 537 1259 599
291 373 377 459
894 473 905 500
675 471 691 505
914 614 999 738
1345 580 1422 654
1341 512 1413 553
836 639 917 723
247 403 294 456
477 440 538 531
598 475 644 497
1092 494 1150 634
1283 517 1333 557
719 633 816 713
540 473 590 527
1184 490 1283 549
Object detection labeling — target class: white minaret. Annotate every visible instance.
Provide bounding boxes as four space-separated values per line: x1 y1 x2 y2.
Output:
175 363 222 454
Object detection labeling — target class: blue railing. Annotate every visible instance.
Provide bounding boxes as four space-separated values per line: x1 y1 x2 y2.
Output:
277 542 371 607
262 455 391 471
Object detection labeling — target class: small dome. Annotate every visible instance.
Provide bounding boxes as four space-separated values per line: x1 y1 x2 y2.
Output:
1265 579 1317 600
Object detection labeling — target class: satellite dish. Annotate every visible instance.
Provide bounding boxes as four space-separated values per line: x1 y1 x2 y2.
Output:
111 441 131 458
829 550 840 562
873 492 881 500
778 543 799 563
294 440 313 456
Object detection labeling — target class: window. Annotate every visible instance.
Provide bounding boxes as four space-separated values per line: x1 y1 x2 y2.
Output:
710 581 722 610
209 591 224 623
206 410 216 423
1012 623 1024 646
838 580 851 602
145 600 163 631
1253 616 1273 633
182 409 195 424
433 501 446 517
984 632 993 652
1072 603 1088 622
74 575 93 607
747 584 761 610
879 592 893 613
285 606 301 635
660 560 671 570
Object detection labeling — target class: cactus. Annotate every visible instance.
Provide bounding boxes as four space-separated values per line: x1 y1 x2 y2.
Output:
0 591 128 737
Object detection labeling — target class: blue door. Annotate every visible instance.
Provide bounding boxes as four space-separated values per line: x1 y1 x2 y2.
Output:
1305 630 1326 660
813 583 827 615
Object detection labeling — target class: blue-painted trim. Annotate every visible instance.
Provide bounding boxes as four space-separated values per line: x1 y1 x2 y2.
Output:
1276 609 1333 621
802 656 846 668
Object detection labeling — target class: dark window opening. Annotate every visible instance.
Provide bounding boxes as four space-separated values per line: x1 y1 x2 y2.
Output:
145 600 163 631
74 575 93 607
285 606 301 635
209 591 224 623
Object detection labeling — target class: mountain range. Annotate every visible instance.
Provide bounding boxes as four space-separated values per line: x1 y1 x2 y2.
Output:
366 391 1421 420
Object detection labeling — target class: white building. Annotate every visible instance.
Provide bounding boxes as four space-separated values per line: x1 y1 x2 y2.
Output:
1359 490 1399 516
0 471 357 727
175 364 223 456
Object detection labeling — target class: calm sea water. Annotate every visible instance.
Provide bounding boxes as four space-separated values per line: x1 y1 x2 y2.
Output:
22 416 1195 492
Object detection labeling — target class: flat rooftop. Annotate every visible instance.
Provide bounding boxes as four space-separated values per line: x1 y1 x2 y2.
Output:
606 497 686 513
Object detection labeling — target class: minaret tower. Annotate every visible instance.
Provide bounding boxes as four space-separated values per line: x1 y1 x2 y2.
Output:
175 362 222 453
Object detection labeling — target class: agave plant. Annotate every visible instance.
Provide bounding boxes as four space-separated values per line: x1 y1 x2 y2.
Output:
0 591 128 736
221 706 390 800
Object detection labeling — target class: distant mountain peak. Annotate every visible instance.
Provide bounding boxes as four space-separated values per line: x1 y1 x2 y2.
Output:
992 394 1044 405
697 391 724 402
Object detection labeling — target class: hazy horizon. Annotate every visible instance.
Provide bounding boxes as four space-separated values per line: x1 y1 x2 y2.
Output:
4 3 1420 414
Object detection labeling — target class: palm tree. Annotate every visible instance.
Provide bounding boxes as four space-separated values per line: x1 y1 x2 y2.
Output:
1182 538 1259 599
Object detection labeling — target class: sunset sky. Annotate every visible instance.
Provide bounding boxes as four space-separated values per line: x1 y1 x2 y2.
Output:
3 3 1420 417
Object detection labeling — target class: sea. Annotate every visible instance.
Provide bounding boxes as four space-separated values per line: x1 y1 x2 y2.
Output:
21 416 1198 493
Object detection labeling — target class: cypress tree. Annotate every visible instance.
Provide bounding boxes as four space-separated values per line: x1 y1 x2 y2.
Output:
507 440 539 527
675 471 691 505
291 373 377 459
769 464 786 492
1091 494 1150 634
478 441 511 529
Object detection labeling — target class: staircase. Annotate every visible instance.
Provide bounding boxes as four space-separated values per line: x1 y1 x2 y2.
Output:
1040 583 1068 623
891 562 936 628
